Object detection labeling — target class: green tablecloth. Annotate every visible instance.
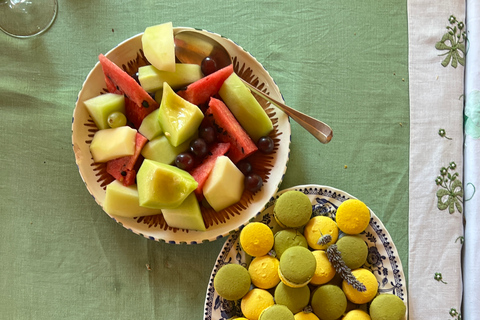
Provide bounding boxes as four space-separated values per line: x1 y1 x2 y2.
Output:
0 1 409 318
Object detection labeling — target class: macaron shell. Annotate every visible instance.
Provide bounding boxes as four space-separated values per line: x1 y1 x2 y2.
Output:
310 250 336 285
311 284 347 320
303 216 339 250
294 311 320 320
342 309 372 320
240 222 275 257
369 294 406 320
274 229 308 259
274 282 310 314
278 246 317 287
273 191 312 229
259 304 295 320
335 199 371 235
213 263 251 301
336 235 368 269
248 255 280 289
241 288 275 320
342 268 378 304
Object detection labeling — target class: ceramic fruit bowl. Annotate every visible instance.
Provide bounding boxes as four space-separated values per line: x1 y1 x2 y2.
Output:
72 26 291 244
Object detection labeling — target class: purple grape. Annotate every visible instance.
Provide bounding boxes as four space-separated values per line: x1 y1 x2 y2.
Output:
175 152 195 171
201 56 218 76
199 126 216 144
189 138 208 158
257 136 274 154
237 161 252 175
245 173 263 192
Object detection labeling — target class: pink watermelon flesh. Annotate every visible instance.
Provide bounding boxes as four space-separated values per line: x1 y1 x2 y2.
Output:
189 142 231 199
98 54 159 128
106 132 148 186
205 97 258 163
177 64 234 105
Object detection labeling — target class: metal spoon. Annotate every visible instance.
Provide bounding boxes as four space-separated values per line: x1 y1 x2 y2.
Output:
174 30 333 144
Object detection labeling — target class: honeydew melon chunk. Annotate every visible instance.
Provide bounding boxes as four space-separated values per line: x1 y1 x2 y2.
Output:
141 134 191 164
103 180 162 218
84 93 125 130
218 73 273 142
90 126 137 162
138 64 203 92
142 22 175 72
203 156 245 212
137 159 198 209
161 192 206 231
138 108 162 140
158 83 204 147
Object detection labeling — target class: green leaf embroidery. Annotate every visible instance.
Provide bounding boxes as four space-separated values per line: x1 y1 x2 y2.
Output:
435 15 467 68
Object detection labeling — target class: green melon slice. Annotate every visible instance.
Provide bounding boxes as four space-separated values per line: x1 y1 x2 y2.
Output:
218 72 273 142
158 83 204 147
161 192 206 231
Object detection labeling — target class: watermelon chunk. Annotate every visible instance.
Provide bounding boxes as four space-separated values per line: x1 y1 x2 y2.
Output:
177 64 234 105
106 132 148 186
98 54 159 128
205 97 258 163
189 142 230 199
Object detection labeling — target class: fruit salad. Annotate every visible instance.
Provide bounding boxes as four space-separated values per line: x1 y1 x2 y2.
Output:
83 22 277 232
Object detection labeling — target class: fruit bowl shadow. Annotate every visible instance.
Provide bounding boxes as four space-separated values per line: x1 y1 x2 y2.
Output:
72 27 291 244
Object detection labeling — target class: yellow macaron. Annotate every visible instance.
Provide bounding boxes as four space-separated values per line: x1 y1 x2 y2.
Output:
241 288 275 320
342 268 378 304
342 309 371 320
310 250 336 285
303 216 339 250
335 199 371 234
294 311 320 320
248 255 280 289
240 222 275 257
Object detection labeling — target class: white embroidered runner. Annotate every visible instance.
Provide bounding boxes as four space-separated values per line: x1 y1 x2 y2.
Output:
463 1 480 318
408 0 465 318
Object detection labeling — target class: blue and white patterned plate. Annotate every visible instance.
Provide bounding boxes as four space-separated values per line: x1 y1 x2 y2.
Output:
203 185 408 320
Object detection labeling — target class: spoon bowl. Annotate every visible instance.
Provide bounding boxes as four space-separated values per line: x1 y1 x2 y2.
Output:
174 30 333 144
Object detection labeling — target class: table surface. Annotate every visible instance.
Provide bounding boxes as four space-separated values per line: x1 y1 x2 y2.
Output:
1 1 467 319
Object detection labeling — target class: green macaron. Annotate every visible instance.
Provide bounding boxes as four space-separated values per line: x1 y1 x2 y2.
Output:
273 190 312 229
273 229 308 259
311 284 347 320
259 304 295 320
369 294 406 320
213 264 251 300
278 246 316 288
274 281 311 314
336 235 368 269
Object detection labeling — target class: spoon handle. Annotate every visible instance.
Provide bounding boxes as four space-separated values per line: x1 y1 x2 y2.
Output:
239 79 333 144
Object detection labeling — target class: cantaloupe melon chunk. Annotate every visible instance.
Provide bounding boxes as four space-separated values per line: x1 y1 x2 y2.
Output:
103 180 162 218
142 22 175 72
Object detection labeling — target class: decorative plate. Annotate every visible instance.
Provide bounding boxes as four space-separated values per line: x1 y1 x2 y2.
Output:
72 27 291 244
203 185 408 319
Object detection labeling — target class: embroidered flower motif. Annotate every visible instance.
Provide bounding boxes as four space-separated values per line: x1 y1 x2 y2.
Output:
436 161 463 214
434 272 447 284
439 128 452 140
435 15 467 68
449 307 461 319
